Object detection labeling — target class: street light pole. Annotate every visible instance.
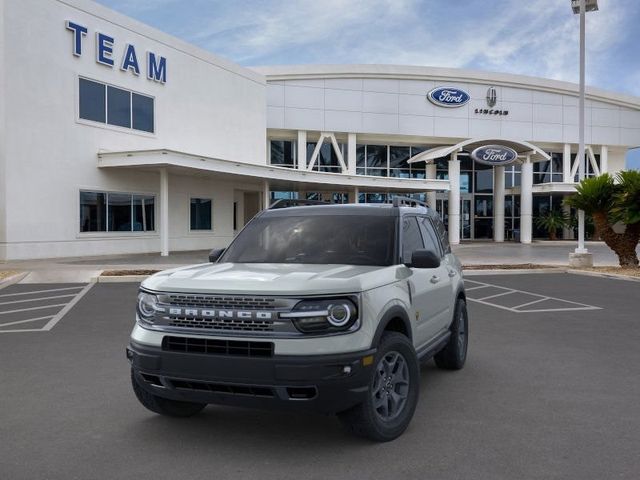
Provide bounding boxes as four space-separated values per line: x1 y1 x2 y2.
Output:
576 0 587 254
569 0 597 267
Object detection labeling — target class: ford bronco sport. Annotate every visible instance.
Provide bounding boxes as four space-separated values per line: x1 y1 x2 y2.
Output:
127 197 468 441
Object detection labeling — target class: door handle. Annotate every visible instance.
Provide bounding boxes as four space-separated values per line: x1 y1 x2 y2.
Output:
448 270 457 278
430 275 440 284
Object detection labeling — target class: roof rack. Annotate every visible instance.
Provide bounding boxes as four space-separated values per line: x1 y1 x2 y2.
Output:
269 198 330 209
390 196 429 209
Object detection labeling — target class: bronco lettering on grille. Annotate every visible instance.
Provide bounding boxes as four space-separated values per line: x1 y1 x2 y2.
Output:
167 308 274 320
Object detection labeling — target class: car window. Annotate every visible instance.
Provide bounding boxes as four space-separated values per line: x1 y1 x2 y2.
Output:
432 215 451 254
418 217 443 258
401 216 424 264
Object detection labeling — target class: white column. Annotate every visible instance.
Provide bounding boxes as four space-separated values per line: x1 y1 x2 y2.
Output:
600 145 608 174
448 154 461 245
426 163 437 209
160 168 169 257
297 130 307 170
563 143 573 183
520 157 533 244
347 133 357 175
493 165 505 242
353 187 360 203
263 180 270 210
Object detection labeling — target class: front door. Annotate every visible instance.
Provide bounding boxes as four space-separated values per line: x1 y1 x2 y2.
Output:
460 196 472 240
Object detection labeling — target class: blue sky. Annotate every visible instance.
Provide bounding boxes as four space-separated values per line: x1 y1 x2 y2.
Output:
96 0 640 169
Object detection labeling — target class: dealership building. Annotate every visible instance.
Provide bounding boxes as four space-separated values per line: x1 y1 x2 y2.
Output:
1 0 639 261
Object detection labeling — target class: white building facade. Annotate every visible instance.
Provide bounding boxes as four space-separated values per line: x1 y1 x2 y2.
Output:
1 0 639 260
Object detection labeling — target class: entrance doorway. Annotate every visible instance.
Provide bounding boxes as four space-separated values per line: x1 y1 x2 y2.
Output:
435 194 493 241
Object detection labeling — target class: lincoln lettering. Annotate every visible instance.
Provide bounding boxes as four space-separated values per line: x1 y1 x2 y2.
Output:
66 21 167 83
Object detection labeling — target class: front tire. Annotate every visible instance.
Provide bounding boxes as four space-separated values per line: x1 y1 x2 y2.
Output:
131 369 206 417
338 332 419 442
434 298 468 370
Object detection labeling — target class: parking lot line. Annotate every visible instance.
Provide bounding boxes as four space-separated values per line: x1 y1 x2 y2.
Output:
42 283 95 331
0 286 84 298
0 293 79 306
464 279 601 313
0 303 68 315
0 315 54 328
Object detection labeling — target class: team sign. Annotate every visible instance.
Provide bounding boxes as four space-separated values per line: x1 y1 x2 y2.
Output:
66 21 167 84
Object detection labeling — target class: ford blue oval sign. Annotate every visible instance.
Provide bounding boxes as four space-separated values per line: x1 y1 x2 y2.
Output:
427 87 470 108
471 145 519 166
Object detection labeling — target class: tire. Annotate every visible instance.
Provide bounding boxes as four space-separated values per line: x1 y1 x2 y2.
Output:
338 332 419 442
434 298 468 370
131 369 206 417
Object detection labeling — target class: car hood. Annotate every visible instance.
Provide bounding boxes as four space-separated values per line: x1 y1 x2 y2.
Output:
142 262 402 295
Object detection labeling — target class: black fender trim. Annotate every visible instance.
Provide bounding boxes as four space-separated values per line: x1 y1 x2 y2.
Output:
370 305 413 348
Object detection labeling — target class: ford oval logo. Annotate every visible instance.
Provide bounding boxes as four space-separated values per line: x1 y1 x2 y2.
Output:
471 145 519 166
427 86 470 108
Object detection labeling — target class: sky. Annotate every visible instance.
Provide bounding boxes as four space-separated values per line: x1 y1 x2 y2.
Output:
95 0 640 169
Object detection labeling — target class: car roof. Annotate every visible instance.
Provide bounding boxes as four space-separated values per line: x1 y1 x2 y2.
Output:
262 203 438 218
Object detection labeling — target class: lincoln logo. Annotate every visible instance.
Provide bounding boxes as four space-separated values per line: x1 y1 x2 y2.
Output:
486 86 497 107
167 308 274 320
471 145 518 166
427 87 470 108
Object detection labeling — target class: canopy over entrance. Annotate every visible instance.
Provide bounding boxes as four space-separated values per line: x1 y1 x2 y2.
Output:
407 138 551 164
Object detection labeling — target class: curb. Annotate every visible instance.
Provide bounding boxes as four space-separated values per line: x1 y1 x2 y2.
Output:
566 269 640 283
0 271 29 289
93 275 149 283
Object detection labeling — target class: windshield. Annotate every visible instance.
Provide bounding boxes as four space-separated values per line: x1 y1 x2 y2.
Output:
220 214 397 266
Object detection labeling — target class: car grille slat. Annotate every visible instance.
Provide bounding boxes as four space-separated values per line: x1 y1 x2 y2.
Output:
167 316 274 332
168 379 275 398
162 336 274 357
165 294 278 310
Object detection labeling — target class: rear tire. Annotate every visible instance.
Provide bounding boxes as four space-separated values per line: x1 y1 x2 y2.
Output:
434 298 468 370
131 369 206 417
338 332 419 442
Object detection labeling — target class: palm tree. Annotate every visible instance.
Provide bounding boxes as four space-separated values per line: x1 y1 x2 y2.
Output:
535 209 568 240
565 172 640 267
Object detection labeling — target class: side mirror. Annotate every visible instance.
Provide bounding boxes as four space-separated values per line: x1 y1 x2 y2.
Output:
208 248 225 263
406 249 440 269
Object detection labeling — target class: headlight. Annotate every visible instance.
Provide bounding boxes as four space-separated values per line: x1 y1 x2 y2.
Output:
281 298 358 334
137 291 158 323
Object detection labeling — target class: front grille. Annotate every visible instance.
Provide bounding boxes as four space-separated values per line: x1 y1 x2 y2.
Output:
162 336 274 357
168 379 275 398
167 316 274 332
164 294 278 310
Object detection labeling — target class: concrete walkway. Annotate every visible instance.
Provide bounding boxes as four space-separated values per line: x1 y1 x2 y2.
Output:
1 242 637 283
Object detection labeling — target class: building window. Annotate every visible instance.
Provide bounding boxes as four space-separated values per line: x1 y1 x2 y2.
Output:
78 78 154 133
306 142 344 172
190 198 212 230
80 191 155 233
534 153 564 184
270 141 296 168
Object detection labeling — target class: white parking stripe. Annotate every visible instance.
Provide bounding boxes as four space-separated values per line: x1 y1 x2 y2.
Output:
0 286 84 298
0 293 78 306
0 303 67 315
464 279 601 313
43 283 95 331
0 315 54 328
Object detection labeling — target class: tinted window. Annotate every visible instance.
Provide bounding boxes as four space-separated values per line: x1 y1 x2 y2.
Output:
108 193 132 231
418 217 442 257
107 86 131 128
220 215 397 266
79 79 106 123
133 195 155 231
190 198 212 230
132 93 154 133
402 217 424 264
80 191 106 232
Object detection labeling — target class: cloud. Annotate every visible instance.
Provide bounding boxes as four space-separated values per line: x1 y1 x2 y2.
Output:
95 0 640 96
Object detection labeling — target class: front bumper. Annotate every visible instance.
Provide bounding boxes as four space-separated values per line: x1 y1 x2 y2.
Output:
128 340 376 414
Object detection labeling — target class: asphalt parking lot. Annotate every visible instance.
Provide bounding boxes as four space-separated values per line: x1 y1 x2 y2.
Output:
1 273 639 480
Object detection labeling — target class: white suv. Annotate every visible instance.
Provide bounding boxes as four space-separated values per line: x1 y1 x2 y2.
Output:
127 198 468 441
